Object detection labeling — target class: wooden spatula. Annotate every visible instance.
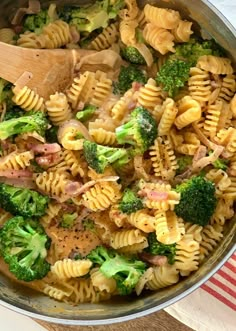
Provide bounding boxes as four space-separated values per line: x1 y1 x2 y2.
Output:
0 42 96 99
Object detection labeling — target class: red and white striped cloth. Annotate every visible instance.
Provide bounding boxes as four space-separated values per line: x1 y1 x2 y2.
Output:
201 253 236 311
166 253 236 331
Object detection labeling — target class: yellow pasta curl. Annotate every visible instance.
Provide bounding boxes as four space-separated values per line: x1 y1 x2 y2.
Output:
154 210 185 244
0 151 33 170
45 92 72 125
89 23 119 50
146 265 179 290
51 259 92 280
120 19 138 46
184 223 203 243
63 150 85 177
90 128 117 146
144 4 180 29
90 268 117 293
158 98 178 135
149 136 178 180
172 20 193 43
200 224 223 261
82 181 122 211
188 67 212 104
12 86 45 112
211 198 234 226
218 74 236 102
138 78 163 110
175 234 200 276
110 229 147 249
197 55 234 75
143 23 175 55
175 96 201 129
127 210 155 233
90 76 112 107
35 171 70 200
40 202 62 227
119 0 139 21
203 99 223 138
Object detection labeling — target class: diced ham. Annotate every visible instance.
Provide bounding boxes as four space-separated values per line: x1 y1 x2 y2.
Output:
31 143 61 155
0 169 32 178
139 252 168 266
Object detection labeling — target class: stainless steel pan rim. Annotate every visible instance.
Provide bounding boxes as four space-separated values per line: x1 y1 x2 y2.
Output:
0 0 236 326
0 245 235 326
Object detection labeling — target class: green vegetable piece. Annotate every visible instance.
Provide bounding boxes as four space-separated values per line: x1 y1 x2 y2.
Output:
175 176 217 226
0 216 51 281
76 105 97 122
156 59 191 97
176 155 193 175
83 140 130 173
146 233 176 265
119 188 143 214
121 46 146 65
115 65 147 95
60 213 77 228
0 111 48 140
87 246 146 295
0 183 49 218
115 107 158 154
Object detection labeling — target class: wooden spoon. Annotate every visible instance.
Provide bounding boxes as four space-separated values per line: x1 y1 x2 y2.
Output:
0 42 95 99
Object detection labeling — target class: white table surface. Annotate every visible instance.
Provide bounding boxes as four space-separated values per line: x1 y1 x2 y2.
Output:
0 1 235 330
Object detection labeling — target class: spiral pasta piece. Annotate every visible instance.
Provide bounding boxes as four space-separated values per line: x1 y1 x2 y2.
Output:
127 210 155 233
119 0 139 21
146 265 179 290
200 224 223 261
211 198 234 226
184 223 203 243
197 55 234 75
143 23 175 55
63 150 85 177
111 89 133 122
90 128 117 146
218 75 236 102
110 229 147 249
120 19 138 46
40 202 62 227
158 98 178 135
144 4 180 29
0 151 33 170
89 23 119 50
0 28 16 44
175 96 201 129
149 136 178 180
206 169 231 197
35 171 70 201
175 234 200 276
12 86 45 112
43 283 73 301
58 123 84 150
82 181 122 211
203 100 223 138
90 268 117 293
188 67 212 104
90 76 112 108
67 71 97 110
45 92 72 125
139 180 180 211
17 32 47 48
51 259 92 280
154 210 185 245
138 78 163 110
171 20 193 43
118 241 149 254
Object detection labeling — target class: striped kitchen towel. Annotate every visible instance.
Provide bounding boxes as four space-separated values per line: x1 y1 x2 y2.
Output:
165 253 236 331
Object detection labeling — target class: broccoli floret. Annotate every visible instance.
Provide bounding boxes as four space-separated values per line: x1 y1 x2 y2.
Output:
156 59 192 97
82 219 97 234
0 183 49 218
114 65 147 95
171 38 225 66
3 106 25 121
121 46 146 65
23 9 53 34
83 140 130 173
146 233 176 265
76 105 97 122
45 125 59 143
87 246 146 295
119 188 143 214
0 111 48 140
0 216 50 281
209 152 229 171
115 107 157 154
175 176 217 226
176 155 193 175
59 0 123 33
60 213 77 228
